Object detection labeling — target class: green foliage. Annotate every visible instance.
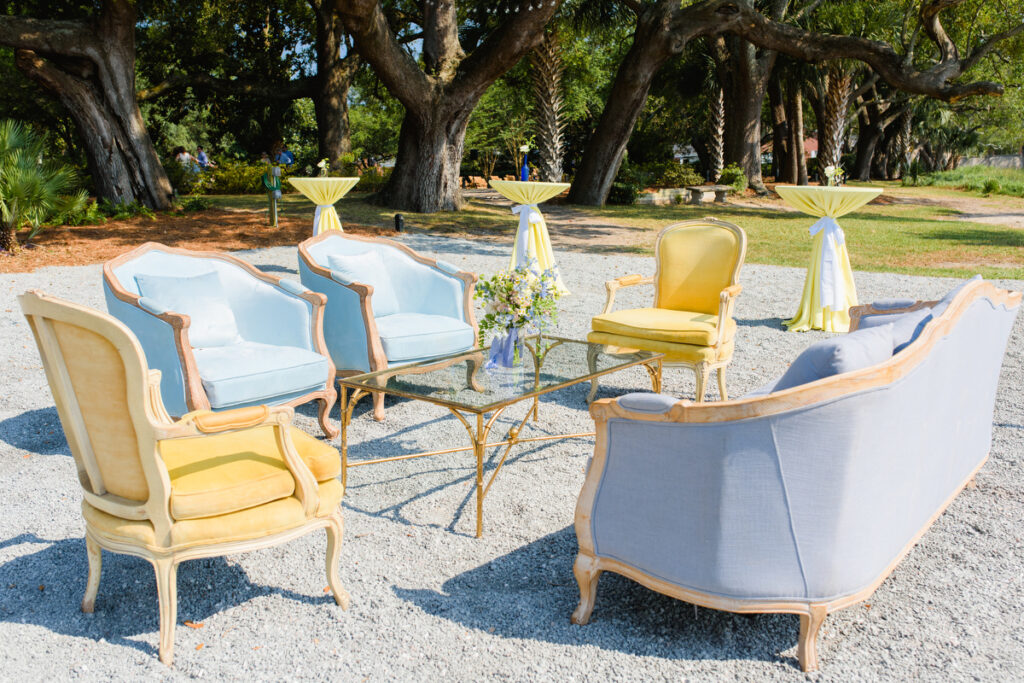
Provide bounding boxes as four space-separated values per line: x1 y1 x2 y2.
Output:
181 195 213 211
0 119 87 251
607 182 639 205
615 160 701 190
61 198 105 226
98 199 156 221
916 166 1024 198
718 164 748 194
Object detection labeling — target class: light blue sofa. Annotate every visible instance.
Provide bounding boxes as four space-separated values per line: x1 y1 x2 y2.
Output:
103 242 338 437
572 278 1021 671
298 232 478 420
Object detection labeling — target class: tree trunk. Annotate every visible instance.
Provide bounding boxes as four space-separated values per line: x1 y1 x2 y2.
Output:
784 83 807 185
768 74 787 181
708 87 725 182
3 3 173 209
378 107 470 211
313 0 356 164
567 4 676 205
531 32 566 183
817 65 852 182
0 224 18 253
853 102 884 182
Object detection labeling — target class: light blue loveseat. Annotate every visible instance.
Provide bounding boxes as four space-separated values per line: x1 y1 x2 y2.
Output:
298 232 477 420
571 277 1021 671
103 243 338 437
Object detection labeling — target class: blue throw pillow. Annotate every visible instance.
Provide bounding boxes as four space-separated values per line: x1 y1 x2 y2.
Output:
773 324 896 391
930 274 982 319
135 270 242 348
328 251 400 317
890 307 933 354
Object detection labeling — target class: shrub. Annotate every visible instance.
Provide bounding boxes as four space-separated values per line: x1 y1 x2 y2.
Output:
204 161 274 194
181 195 213 212
356 166 391 193
718 163 748 194
0 119 88 252
99 198 155 220
607 182 639 205
657 162 702 188
982 178 1001 195
62 198 106 226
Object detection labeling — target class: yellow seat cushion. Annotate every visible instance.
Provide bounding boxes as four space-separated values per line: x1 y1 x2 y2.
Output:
588 331 734 364
159 426 340 521
82 479 344 551
591 308 735 346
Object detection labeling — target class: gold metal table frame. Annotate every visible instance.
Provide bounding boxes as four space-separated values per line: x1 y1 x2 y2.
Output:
338 337 663 537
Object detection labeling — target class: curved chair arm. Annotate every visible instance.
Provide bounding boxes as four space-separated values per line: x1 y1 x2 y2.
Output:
422 259 479 330
155 405 321 518
848 299 937 332
716 284 743 347
600 274 655 315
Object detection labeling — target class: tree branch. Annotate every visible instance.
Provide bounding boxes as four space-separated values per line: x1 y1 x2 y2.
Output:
138 74 316 101
0 15 94 58
709 0 1007 102
962 22 1024 72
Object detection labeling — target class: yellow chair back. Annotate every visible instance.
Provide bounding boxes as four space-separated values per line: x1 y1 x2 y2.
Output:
19 291 168 505
654 220 746 315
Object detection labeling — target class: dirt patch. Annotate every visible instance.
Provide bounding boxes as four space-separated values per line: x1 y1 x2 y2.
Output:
899 247 1024 270
0 209 397 273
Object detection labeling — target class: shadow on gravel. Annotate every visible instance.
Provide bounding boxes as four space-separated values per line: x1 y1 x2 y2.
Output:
0 534 338 659
394 527 803 670
736 316 788 330
0 408 69 455
256 264 299 275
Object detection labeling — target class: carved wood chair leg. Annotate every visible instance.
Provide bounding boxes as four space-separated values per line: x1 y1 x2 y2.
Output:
797 606 827 672
466 357 484 392
325 512 351 610
152 558 178 666
317 395 339 439
717 366 729 401
372 392 385 421
570 554 603 625
586 345 600 404
694 362 710 403
81 535 102 613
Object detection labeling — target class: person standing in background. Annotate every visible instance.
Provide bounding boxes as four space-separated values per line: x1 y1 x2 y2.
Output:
196 146 216 169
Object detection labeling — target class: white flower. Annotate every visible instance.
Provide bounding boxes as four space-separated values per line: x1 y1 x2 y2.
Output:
519 144 530 152
824 165 836 176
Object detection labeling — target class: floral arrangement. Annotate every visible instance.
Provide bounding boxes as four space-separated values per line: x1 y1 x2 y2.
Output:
823 164 845 187
475 261 561 345
316 158 330 177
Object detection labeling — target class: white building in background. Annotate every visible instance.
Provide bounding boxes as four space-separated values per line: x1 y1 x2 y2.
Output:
673 144 700 164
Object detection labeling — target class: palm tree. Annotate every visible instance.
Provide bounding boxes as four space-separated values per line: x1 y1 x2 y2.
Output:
530 31 567 182
0 120 86 254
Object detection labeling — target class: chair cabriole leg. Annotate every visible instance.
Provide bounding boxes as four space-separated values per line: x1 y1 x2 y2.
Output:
694 362 710 403
717 366 728 401
325 512 351 609
317 394 339 439
81 534 102 613
152 557 178 666
570 553 602 625
797 606 827 672
372 392 385 421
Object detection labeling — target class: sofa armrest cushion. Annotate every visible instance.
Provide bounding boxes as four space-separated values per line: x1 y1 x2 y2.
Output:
327 251 399 316
278 278 309 296
871 297 917 310
891 307 934 353
137 296 169 316
773 323 895 391
616 392 678 414
135 270 242 348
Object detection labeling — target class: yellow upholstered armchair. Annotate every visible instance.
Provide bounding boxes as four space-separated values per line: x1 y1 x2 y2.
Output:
587 219 747 403
19 291 349 666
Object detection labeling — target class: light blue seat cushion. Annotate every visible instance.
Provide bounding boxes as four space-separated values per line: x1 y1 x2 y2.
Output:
773 324 895 392
193 342 328 408
374 313 475 362
135 270 242 348
328 251 400 316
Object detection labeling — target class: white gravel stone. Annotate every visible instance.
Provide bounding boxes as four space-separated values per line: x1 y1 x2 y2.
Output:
0 234 1021 681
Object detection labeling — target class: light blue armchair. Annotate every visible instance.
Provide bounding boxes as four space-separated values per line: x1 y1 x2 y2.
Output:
298 232 478 420
572 278 1021 671
103 242 338 437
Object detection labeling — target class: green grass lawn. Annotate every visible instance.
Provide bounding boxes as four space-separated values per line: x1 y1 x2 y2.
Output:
203 188 1024 280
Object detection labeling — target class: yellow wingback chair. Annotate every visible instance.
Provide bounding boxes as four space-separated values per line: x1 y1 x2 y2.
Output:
19 291 349 666
587 219 747 402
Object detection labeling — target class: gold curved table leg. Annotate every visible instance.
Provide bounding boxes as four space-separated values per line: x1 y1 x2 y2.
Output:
339 385 368 491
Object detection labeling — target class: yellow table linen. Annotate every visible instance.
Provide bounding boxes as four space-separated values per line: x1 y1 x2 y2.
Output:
490 180 571 294
287 177 360 236
775 185 882 333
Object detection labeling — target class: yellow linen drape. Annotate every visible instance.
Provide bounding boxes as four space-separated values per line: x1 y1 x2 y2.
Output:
775 185 881 333
288 177 360 236
490 180 571 294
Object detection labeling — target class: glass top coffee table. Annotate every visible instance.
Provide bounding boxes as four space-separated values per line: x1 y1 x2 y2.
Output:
338 336 663 537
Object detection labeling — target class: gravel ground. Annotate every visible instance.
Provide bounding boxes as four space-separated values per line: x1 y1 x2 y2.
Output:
1 234 1022 681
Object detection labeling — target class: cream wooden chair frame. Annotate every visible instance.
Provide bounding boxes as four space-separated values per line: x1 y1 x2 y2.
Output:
588 218 746 403
19 291 349 666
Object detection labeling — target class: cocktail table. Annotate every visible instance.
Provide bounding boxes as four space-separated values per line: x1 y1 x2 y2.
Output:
338 336 663 537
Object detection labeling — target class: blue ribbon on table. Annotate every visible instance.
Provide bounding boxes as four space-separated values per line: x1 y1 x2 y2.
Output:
485 327 520 369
